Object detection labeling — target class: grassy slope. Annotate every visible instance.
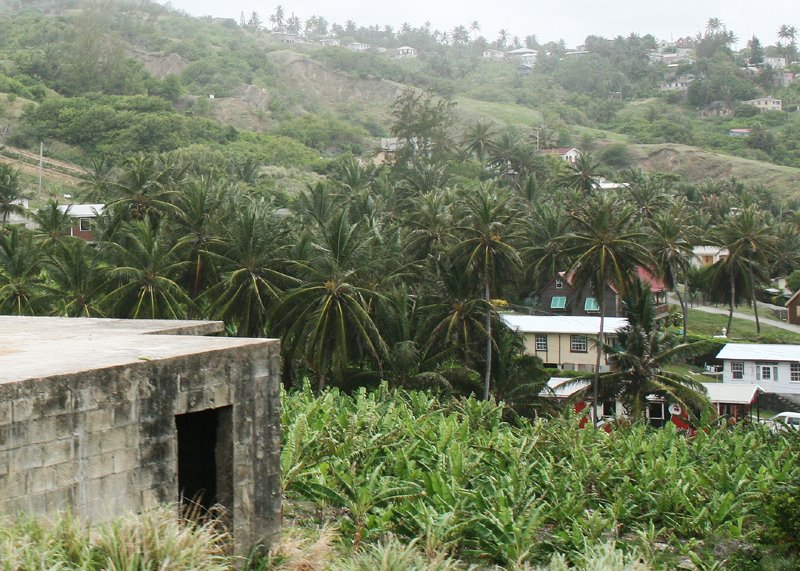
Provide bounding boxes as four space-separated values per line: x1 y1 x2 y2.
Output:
685 307 800 343
630 143 800 201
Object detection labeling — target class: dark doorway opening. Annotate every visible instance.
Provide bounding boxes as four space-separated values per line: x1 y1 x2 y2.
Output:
176 406 233 520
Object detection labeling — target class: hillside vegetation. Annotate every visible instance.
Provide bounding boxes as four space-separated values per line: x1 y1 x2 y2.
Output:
0 1 800 200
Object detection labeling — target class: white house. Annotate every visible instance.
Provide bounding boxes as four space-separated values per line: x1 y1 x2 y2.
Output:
347 42 371 52
690 245 729 268
505 47 536 66
539 147 581 164
659 75 694 92
318 38 341 47
395 46 417 58
502 315 628 373
544 378 763 424
482 49 505 60
762 56 787 69
717 344 800 395
506 47 536 58
57 203 105 241
743 96 782 112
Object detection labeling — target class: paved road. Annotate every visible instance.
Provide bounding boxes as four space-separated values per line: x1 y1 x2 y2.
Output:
669 294 800 334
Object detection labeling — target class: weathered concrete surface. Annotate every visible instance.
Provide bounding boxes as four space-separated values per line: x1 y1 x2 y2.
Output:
0 316 281 554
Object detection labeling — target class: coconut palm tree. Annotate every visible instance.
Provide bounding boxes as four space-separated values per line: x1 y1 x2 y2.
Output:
562 193 650 426
0 164 26 227
105 153 181 222
648 205 696 341
271 211 388 392
713 206 777 334
519 204 572 293
46 238 106 317
203 202 297 337
462 121 497 165
421 257 489 389
451 184 521 400
0 226 48 314
78 156 115 203
99 219 192 319
561 153 601 195
32 200 73 252
402 188 456 262
169 176 227 301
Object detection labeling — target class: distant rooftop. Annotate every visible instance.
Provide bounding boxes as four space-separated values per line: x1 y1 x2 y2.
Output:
502 315 628 334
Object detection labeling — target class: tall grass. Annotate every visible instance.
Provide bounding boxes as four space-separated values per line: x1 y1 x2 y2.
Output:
0 506 229 571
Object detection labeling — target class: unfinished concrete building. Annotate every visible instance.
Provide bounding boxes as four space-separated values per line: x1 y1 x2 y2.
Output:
0 316 281 553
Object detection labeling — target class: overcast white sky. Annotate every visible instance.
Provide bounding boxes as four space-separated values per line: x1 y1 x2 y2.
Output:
160 1 795 49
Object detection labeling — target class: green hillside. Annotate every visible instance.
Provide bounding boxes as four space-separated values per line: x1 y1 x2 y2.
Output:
1 0 799 202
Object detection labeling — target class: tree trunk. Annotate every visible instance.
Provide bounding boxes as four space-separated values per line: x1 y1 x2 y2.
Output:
593 300 605 428
483 280 492 401
749 262 761 334
678 269 689 341
727 273 735 335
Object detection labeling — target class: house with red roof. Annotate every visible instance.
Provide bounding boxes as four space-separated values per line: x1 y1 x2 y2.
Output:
536 267 667 318
787 290 800 326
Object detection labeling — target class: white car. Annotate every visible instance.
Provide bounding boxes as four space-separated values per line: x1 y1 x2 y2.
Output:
764 412 800 432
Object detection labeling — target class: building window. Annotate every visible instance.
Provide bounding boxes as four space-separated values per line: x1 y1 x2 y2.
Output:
535 334 547 352
584 297 600 312
756 364 777 382
551 296 567 310
570 335 587 353
791 363 800 383
79 218 91 232
648 402 665 420
555 278 563 289
731 361 744 380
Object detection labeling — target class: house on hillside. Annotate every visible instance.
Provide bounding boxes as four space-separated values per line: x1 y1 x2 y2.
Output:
537 268 667 318
347 42 371 52
728 128 752 137
743 96 782 113
762 56 787 69
482 49 505 60
272 32 304 44
3 198 36 229
318 38 341 47
57 204 104 242
690 245 729 268
787 290 800 325
502 315 628 372
539 147 580 164
659 75 694 92
505 47 536 66
396 46 417 58
777 71 797 88
717 344 800 395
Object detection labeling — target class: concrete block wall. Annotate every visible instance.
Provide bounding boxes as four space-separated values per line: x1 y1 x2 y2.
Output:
0 338 281 554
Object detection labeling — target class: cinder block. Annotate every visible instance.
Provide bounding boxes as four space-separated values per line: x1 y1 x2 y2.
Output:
113 451 137 474
87 452 115 479
12 398 33 422
42 439 74 467
28 416 59 444
85 410 113 433
99 429 130 454
27 465 55 495
13 443 44 471
0 400 12 426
